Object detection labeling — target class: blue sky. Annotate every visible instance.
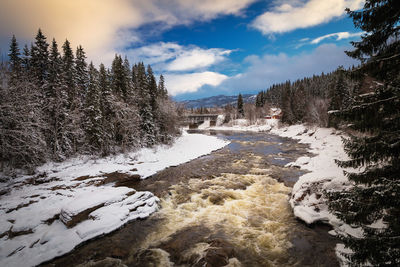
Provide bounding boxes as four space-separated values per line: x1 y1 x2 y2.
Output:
0 0 365 100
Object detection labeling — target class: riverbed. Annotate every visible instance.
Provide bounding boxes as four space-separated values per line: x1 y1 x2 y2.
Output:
43 131 338 267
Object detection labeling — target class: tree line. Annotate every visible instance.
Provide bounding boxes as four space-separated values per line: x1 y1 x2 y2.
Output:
0 29 179 172
255 67 359 126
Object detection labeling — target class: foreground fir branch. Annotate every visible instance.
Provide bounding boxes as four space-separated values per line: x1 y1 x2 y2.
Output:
327 0 400 265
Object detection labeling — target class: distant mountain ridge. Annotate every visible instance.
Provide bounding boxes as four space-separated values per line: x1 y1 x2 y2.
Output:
179 94 256 109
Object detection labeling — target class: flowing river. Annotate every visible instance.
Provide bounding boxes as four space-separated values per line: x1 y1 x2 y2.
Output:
43 131 339 267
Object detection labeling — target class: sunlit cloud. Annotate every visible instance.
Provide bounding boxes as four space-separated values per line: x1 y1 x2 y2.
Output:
251 0 364 35
0 0 255 66
165 72 228 95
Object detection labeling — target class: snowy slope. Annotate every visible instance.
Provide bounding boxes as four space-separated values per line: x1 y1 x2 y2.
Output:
0 132 229 267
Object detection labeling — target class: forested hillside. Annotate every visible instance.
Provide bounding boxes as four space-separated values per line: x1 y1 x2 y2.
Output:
0 30 179 172
254 67 363 126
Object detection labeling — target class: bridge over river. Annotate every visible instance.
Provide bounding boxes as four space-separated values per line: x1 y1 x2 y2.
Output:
184 114 219 128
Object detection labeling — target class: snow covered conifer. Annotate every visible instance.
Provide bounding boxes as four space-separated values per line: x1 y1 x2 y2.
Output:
61 39 76 103
84 62 103 150
327 1 400 265
21 44 30 73
98 63 115 154
46 39 71 159
158 74 168 99
237 93 244 118
111 54 129 97
8 35 21 86
75 45 88 102
30 29 49 87
328 67 349 113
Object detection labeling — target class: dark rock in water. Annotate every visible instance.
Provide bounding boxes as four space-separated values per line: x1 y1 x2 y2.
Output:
76 257 127 267
192 238 236 267
132 248 172 267
111 247 129 259
204 248 229 266
208 238 235 257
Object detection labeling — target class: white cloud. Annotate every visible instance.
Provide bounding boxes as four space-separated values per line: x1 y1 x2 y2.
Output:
165 72 228 95
310 31 364 44
126 42 232 71
0 0 255 66
251 0 364 35
218 44 359 94
167 48 231 71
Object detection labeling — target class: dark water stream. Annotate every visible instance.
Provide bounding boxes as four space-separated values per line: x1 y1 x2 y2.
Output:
43 131 338 267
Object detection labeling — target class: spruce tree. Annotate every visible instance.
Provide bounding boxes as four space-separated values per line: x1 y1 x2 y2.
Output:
98 63 114 154
111 54 129 97
62 39 83 154
158 74 168 99
30 29 49 87
61 39 75 102
292 84 307 122
8 35 21 86
84 62 103 150
327 1 400 265
329 67 347 111
237 93 244 118
21 44 30 72
47 38 70 159
75 45 88 102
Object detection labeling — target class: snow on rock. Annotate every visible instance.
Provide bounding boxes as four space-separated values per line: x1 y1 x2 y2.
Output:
271 124 359 265
271 125 352 226
0 131 229 267
285 156 310 168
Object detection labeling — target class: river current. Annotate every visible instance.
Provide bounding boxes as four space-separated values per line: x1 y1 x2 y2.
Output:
43 131 338 267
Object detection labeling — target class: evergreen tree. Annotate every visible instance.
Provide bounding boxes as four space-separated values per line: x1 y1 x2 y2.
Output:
75 45 88 102
255 93 263 108
98 63 114 154
327 1 400 265
47 38 70 159
61 39 75 102
62 39 83 154
138 65 155 146
30 29 49 87
21 44 30 72
8 35 21 86
111 54 128 97
158 74 168 98
84 62 103 150
329 67 347 111
292 84 307 122
237 93 244 118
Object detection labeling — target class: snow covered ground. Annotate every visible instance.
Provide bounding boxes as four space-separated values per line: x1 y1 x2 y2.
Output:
0 131 229 267
270 125 351 225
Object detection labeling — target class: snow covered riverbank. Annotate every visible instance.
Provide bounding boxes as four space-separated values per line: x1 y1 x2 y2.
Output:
0 131 230 267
